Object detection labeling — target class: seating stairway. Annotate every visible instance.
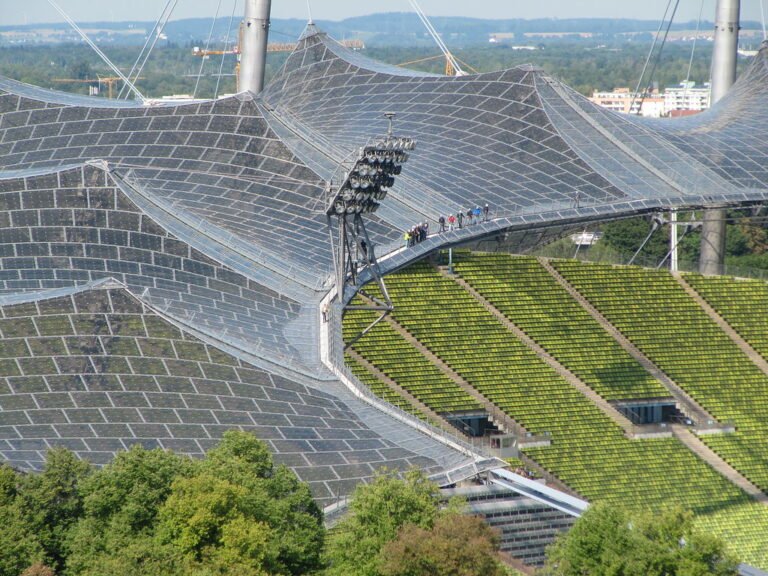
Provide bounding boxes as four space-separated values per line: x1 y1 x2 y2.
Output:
452 253 669 403
343 303 482 416
680 273 768 503
684 273 768 363
376 262 745 518
552 259 768 564
344 353 428 420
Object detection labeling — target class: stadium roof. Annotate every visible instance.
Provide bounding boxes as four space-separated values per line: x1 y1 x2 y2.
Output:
0 27 767 501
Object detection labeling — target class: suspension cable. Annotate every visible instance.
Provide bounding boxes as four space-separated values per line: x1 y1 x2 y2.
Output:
761 0 767 40
682 0 706 105
124 0 179 99
407 0 464 76
46 0 145 103
658 223 695 269
628 218 663 266
120 3 167 97
630 0 673 114
215 0 240 99
634 0 681 114
118 0 175 99
194 0 225 99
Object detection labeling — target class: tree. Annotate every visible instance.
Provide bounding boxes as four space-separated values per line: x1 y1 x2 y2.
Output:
0 502 44 576
156 473 278 574
379 514 505 576
0 464 16 505
0 434 323 576
67 60 93 80
542 503 740 576
20 563 55 576
324 470 445 576
158 431 324 576
15 448 92 571
600 217 671 264
64 445 195 575
71 535 202 576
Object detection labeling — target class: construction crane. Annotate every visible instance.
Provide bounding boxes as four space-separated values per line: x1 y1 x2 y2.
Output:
192 39 364 58
406 0 466 76
192 39 364 91
397 53 478 76
51 76 143 99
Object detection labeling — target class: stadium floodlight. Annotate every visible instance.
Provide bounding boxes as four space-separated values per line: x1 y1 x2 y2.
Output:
327 113 416 348
326 128 414 217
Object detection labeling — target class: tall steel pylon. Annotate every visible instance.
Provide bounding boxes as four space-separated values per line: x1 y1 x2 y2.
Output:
700 0 741 275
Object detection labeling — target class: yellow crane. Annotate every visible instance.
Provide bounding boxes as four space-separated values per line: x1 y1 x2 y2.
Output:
397 54 478 76
192 39 365 91
52 76 143 99
191 39 364 58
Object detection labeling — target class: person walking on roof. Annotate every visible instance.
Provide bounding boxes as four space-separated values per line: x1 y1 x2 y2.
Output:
466 208 473 226
483 203 489 222
448 214 456 231
457 211 464 229
438 215 446 233
404 230 411 247
473 206 482 222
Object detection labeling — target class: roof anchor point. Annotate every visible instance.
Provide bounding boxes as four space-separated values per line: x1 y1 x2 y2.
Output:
384 112 396 138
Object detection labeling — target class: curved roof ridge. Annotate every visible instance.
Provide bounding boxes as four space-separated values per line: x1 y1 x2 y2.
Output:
623 42 768 134
0 162 91 180
302 27 443 78
0 276 126 307
535 75 738 198
0 74 142 108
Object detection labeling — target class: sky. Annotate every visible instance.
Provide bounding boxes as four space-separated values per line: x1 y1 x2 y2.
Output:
4 0 767 26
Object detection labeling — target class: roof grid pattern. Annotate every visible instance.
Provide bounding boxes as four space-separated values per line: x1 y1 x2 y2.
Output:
578 45 768 190
0 165 321 375
0 284 451 504
0 90 403 280
263 32 628 221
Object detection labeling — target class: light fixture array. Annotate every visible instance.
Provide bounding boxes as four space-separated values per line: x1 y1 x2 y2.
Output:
327 136 416 216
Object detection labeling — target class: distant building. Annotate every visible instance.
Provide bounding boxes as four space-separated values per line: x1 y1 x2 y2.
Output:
589 88 666 118
590 82 711 117
571 231 603 247
664 82 711 114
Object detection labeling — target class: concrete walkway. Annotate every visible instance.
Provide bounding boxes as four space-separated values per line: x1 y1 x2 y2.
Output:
346 348 463 436
436 265 643 437
673 273 768 378
538 258 718 427
671 425 768 504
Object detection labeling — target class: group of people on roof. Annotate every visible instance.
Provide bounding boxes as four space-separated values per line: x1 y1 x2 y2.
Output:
402 204 492 249
404 222 429 247
438 204 490 233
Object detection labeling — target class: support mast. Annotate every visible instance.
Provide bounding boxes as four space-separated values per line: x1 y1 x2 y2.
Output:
239 0 272 94
699 0 740 275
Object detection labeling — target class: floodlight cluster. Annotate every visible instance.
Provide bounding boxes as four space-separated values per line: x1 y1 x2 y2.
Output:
329 136 416 216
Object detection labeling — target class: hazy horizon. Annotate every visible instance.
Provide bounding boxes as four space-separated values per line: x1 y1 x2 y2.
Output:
5 0 767 26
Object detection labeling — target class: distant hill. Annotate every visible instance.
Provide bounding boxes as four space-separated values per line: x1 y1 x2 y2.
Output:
0 13 764 47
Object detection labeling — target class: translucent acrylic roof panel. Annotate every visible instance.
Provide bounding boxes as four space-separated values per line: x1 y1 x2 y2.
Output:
538 80 742 198
0 165 325 377
621 47 768 191
0 90 381 282
0 282 484 505
0 76 144 109
262 31 628 221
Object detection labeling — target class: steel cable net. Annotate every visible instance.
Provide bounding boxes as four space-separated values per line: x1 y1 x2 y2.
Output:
2 25 768 510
